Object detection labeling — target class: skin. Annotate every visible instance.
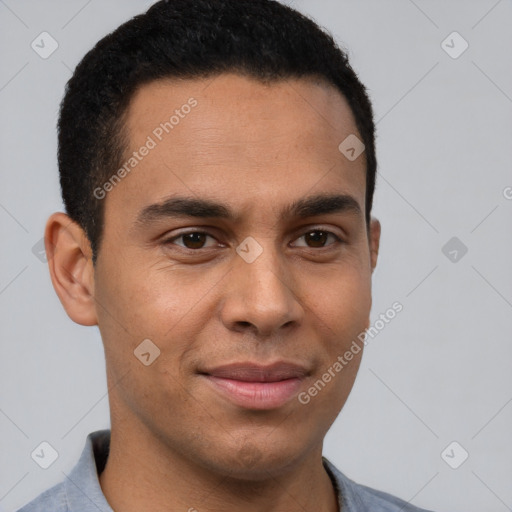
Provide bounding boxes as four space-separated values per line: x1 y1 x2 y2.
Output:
46 73 381 512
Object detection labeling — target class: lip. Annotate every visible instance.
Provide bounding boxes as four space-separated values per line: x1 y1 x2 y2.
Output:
200 362 309 410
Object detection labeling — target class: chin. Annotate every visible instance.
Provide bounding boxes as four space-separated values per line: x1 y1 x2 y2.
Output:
201 437 310 481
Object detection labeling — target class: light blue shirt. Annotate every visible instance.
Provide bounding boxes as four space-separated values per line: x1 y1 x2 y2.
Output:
17 430 434 511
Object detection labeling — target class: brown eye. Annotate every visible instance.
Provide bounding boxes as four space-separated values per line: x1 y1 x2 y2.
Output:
292 230 342 248
167 232 217 250
182 233 207 249
305 231 329 248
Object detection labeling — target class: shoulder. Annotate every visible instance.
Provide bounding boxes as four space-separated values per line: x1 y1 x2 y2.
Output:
16 481 68 512
350 481 435 512
323 458 436 512
15 429 111 512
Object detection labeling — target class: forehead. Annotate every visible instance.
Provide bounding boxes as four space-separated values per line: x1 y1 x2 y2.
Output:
126 73 360 150
108 73 366 221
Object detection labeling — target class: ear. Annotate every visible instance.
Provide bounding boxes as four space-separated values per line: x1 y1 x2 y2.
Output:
369 216 381 273
45 212 98 326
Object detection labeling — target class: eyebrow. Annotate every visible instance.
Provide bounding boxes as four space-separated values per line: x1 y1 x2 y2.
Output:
135 193 363 226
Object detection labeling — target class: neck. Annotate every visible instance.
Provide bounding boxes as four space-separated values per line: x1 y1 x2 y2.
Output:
99 420 339 512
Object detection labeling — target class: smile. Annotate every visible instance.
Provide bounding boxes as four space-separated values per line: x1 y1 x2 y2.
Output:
200 361 308 410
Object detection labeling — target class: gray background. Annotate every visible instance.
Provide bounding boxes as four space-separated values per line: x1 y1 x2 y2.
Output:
1 1 511 511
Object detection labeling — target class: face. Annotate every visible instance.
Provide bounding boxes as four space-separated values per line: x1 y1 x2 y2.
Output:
91 73 380 478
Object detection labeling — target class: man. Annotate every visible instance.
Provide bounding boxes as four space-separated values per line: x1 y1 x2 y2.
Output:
18 0 435 511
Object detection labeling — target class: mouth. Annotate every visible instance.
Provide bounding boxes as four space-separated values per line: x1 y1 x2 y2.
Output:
199 362 309 410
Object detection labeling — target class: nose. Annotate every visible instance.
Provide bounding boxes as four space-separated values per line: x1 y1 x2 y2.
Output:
219 242 304 337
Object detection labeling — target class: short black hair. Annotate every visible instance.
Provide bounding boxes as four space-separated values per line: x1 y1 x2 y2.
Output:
58 0 377 262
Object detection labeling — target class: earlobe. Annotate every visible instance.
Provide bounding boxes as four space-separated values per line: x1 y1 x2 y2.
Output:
45 212 98 326
369 216 381 273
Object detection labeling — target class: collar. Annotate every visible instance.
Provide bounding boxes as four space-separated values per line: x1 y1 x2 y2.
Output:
66 430 356 511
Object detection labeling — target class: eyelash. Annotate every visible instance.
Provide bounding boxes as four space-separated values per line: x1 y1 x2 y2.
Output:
163 228 344 251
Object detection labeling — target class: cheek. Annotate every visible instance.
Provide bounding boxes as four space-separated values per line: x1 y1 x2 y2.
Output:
310 263 371 406
302 276 369 419
130 268 220 338
95 262 223 381
95 258 194 332
305 262 372 340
